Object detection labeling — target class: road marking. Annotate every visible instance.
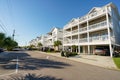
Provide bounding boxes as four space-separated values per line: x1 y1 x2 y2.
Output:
16 56 19 73
46 56 49 59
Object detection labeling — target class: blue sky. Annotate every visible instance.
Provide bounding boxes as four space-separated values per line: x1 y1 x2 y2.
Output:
0 0 120 46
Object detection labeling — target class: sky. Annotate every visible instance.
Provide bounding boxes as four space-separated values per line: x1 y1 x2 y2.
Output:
0 0 120 46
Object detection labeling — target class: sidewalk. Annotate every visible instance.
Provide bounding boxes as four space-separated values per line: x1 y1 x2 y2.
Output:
37 51 117 70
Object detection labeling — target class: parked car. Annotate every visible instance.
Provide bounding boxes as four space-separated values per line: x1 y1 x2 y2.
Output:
94 47 109 56
113 51 120 57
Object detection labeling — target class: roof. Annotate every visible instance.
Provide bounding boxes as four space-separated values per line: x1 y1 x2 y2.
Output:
88 7 101 14
47 27 62 34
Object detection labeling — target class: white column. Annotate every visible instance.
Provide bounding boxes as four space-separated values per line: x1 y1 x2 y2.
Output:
87 15 90 54
71 27 72 52
78 24 80 54
106 7 113 57
63 30 64 51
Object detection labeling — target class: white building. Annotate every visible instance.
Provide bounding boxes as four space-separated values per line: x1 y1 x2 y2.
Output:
46 27 63 49
29 35 47 47
63 3 120 57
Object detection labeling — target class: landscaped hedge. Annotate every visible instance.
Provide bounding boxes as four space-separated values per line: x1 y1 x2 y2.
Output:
61 51 78 57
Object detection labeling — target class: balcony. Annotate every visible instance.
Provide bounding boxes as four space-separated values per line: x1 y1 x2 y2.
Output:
89 21 107 30
64 41 71 44
64 31 71 36
89 35 108 42
47 42 53 45
79 16 87 22
47 35 52 39
72 39 78 43
88 8 106 19
79 38 88 43
72 29 78 34
79 27 87 32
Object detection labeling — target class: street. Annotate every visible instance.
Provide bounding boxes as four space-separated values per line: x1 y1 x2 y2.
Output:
0 51 120 80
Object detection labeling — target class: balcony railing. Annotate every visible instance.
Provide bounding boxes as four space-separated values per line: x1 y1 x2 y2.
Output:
79 16 87 22
89 35 108 42
79 38 88 43
89 21 107 30
88 8 106 18
72 29 78 34
64 31 71 35
79 27 87 32
72 39 78 43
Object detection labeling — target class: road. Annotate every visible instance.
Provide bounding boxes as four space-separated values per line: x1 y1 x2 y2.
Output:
0 51 120 80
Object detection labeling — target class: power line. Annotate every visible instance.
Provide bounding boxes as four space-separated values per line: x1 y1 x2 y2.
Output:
0 23 7 33
0 20 8 33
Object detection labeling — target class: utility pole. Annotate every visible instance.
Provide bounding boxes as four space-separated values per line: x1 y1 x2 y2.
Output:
12 29 15 40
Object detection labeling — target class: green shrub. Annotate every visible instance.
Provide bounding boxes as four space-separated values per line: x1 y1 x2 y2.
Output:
61 51 64 56
61 51 78 57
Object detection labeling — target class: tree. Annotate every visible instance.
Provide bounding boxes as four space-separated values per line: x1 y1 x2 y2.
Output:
37 42 42 50
0 33 5 47
54 40 62 51
72 45 77 52
0 32 18 50
3 37 18 50
37 42 42 47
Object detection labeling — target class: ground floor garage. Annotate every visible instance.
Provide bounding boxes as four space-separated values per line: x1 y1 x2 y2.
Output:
63 44 119 57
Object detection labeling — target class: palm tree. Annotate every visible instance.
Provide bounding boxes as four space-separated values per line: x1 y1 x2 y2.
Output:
72 45 77 52
0 33 5 48
54 40 62 51
3 37 18 50
37 42 42 50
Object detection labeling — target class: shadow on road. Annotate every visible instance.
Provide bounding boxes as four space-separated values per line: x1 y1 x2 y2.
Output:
1 51 71 70
8 73 63 80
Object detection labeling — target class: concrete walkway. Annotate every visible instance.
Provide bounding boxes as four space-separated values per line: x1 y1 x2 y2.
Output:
37 51 117 70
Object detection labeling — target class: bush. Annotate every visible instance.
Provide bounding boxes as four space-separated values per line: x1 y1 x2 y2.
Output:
61 51 64 56
113 52 120 57
61 51 78 57
69 52 78 56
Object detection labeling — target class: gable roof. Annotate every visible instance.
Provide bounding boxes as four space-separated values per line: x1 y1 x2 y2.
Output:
88 7 101 14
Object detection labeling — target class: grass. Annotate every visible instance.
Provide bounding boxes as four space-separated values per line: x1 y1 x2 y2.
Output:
113 57 120 69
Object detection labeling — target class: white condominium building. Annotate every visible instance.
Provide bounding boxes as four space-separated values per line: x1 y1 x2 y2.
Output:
47 27 63 49
63 3 120 57
29 35 47 47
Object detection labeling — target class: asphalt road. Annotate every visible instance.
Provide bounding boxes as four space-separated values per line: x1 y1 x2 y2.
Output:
0 51 120 80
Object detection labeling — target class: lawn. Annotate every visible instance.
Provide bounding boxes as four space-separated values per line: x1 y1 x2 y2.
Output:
113 57 120 69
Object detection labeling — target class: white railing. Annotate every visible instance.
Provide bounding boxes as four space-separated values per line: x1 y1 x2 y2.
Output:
79 27 87 32
64 31 71 35
79 16 87 22
78 8 106 22
72 39 78 43
79 38 88 43
89 35 108 42
89 21 107 30
47 42 53 45
72 29 78 34
88 8 106 18
111 36 115 43
64 41 71 44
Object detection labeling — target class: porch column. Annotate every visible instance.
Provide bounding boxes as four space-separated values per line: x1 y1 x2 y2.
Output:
87 15 90 55
78 24 80 54
106 7 113 57
78 45 80 54
71 46 72 52
88 45 90 55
